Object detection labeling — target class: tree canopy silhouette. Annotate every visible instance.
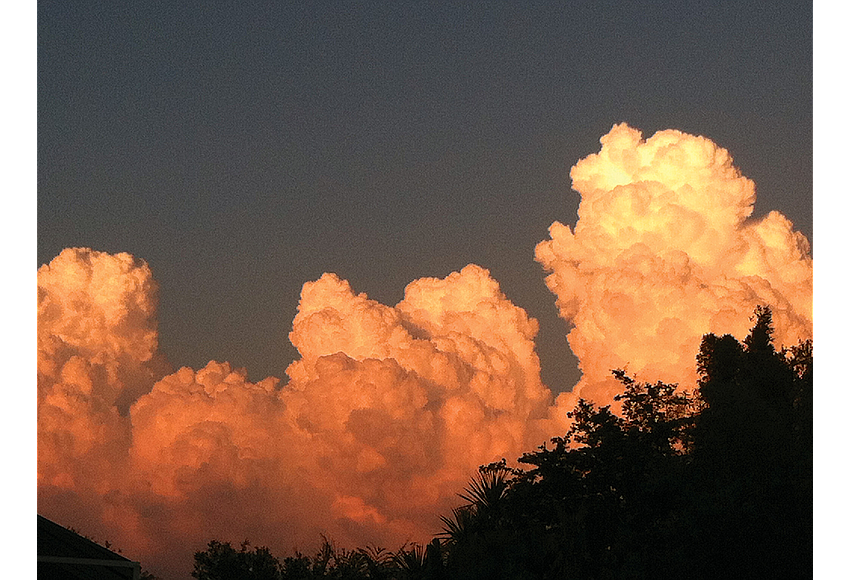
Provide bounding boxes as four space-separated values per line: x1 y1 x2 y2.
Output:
191 307 812 579
192 540 281 580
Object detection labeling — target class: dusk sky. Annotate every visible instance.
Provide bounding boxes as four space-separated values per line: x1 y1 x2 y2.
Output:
39 0 811 391
37 2 816 578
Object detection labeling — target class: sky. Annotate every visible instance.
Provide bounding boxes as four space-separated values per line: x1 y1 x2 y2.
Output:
36 2 816 578
38 0 812 392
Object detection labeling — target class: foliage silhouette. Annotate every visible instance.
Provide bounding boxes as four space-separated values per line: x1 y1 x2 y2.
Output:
685 306 813 579
192 540 281 580
191 307 812 579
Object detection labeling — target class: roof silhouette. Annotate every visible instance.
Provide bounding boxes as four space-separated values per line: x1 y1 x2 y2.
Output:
37 514 140 580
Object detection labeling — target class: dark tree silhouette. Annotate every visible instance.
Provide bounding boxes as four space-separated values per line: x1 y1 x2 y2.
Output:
433 306 811 579
190 306 812 580
684 306 813 579
192 540 281 580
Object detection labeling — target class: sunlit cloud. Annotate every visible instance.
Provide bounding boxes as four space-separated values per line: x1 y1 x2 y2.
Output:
536 123 812 412
37 124 812 578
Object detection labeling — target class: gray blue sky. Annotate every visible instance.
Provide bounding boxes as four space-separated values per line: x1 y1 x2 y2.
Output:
38 0 812 391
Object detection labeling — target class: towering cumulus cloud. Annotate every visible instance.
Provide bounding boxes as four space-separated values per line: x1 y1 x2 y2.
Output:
38 256 555 577
37 125 812 578
536 123 812 411
38 248 165 490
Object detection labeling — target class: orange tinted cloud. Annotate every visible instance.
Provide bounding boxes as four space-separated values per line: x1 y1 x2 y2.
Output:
37 125 812 578
38 257 556 577
37 249 167 490
536 123 812 411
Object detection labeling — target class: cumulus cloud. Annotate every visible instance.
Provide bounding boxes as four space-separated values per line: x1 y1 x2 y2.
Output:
37 125 813 578
535 123 813 411
37 249 168 490
38 256 556 577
